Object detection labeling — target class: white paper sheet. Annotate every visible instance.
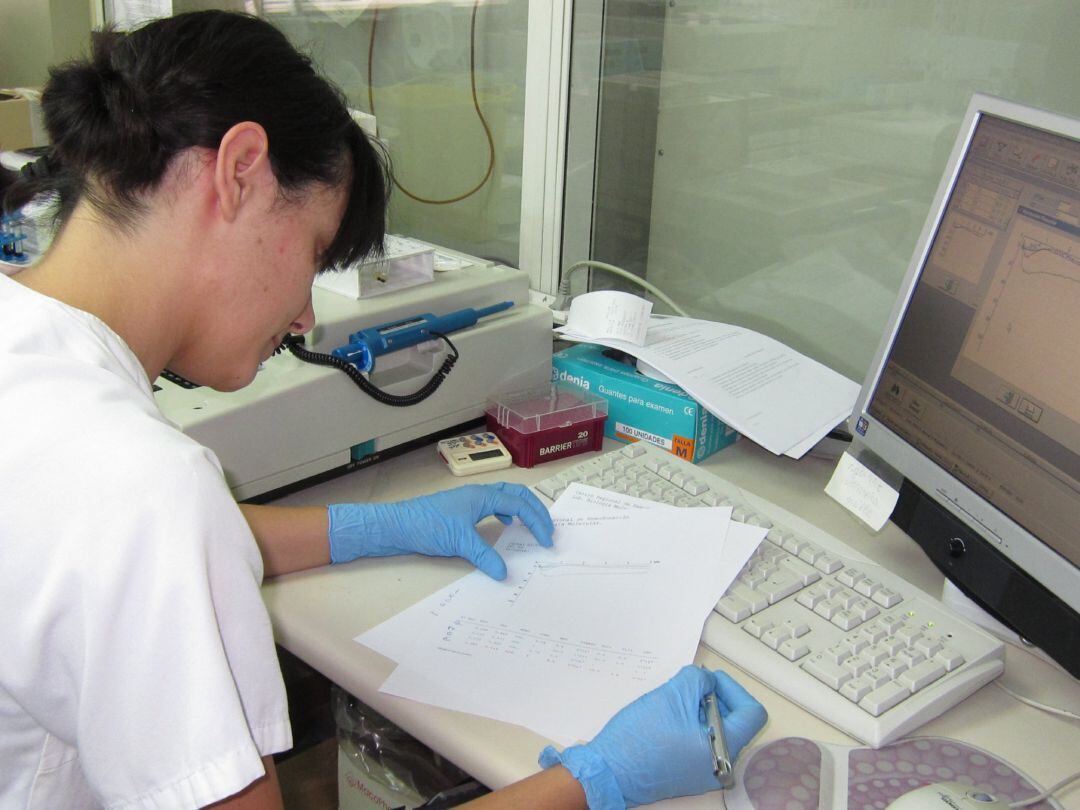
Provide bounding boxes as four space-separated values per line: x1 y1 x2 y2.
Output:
565 290 653 345
557 316 860 458
363 486 766 744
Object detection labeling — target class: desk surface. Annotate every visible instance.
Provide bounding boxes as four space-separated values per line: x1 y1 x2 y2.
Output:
262 438 1080 809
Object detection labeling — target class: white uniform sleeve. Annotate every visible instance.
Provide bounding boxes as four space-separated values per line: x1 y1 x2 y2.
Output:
72 443 291 808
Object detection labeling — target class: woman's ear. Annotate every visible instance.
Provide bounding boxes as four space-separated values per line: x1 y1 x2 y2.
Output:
214 122 272 223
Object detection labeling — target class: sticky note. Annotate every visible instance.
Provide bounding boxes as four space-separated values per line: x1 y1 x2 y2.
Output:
825 451 900 531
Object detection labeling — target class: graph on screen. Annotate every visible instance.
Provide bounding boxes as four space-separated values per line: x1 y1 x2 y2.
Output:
959 215 1080 423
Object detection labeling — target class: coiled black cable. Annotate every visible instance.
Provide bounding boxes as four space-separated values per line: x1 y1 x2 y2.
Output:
276 332 459 407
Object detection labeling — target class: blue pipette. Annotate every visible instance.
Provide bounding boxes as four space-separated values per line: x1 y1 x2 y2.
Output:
331 301 514 372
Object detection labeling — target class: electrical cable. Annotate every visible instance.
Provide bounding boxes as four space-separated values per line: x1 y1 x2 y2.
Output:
994 681 1080 721
1007 770 1080 808
367 0 495 205
556 260 690 316
276 332 459 407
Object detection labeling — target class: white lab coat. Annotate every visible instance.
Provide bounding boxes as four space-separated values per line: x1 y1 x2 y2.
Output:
0 274 291 809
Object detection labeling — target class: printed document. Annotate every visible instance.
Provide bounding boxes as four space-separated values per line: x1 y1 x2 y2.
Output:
360 485 765 744
557 313 859 458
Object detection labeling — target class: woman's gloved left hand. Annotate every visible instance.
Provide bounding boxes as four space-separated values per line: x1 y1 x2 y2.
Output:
327 482 554 580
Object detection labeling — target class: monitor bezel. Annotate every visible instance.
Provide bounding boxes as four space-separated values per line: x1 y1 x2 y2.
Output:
849 92 1080 619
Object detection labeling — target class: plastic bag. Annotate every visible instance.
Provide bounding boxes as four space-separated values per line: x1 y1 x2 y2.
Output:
333 686 487 809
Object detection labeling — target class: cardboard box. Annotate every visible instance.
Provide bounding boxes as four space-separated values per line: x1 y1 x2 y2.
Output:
0 88 45 152
552 342 738 463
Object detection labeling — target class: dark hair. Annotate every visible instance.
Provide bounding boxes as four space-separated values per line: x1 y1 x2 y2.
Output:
3 10 387 269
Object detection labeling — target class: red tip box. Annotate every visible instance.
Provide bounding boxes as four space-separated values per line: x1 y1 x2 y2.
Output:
484 384 608 468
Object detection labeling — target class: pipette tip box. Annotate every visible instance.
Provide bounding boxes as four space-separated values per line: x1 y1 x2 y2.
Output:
485 384 607 468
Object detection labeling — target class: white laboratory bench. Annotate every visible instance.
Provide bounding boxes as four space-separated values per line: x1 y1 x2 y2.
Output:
260 437 1080 809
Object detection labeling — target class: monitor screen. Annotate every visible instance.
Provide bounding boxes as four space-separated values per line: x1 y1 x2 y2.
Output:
851 94 1079 676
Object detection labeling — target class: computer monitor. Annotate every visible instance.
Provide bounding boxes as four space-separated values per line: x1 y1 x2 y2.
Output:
850 93 1079 678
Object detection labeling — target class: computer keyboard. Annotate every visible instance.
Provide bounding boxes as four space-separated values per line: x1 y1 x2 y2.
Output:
534 442 1006 748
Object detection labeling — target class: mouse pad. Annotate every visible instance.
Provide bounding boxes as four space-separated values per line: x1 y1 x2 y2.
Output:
723 737 1061 810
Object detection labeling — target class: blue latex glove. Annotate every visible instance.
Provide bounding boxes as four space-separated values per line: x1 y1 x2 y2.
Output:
327 482 554 580
539 665 767 809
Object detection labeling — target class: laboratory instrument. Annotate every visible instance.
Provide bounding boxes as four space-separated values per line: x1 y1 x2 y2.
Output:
437 432 513 477
155 248 551 500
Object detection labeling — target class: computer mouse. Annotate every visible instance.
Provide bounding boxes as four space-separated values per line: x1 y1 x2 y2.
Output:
885 782 1011 810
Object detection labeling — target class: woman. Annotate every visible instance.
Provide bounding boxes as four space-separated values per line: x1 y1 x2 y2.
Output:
0 11 765 809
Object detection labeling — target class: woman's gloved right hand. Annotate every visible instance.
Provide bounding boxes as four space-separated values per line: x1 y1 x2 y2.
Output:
538 665 767 809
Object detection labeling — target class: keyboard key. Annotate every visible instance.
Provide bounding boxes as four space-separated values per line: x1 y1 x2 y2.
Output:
761 626 792 650
814 600 842 620
898 659 946 692
881 656 909 679
850 599 880 623
802 654 852 690
824 643 852 664
742 617 772 639
855 578 882 598
935 648 966 672
830 609 862 631
778 639 811 661
842 633 870 655
783 536 809 556
730 583 770 613
814 554 844 574
780 557 821 586
897 624 923 644
862 646 889 666
859 681 910 715
915 639 941 660
536 479 562 499
897 649 926 668
863 666 891 689
876 615 906 634
840 676 874 703
683 479 708 496
780 618 811 638
837 569 864 588
845 656 871 678
715 594 751 623
759 572 804 604
620 443 646 457
796 587 826 610
879 636 906 657
816 604 842 622
798 545 824 565
872 587 903 608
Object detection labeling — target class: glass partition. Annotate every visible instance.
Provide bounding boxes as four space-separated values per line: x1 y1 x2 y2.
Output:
175 0 530 268
568 0 1080 381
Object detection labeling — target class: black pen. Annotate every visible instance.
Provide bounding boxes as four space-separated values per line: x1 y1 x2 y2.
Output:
703 692 735 788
